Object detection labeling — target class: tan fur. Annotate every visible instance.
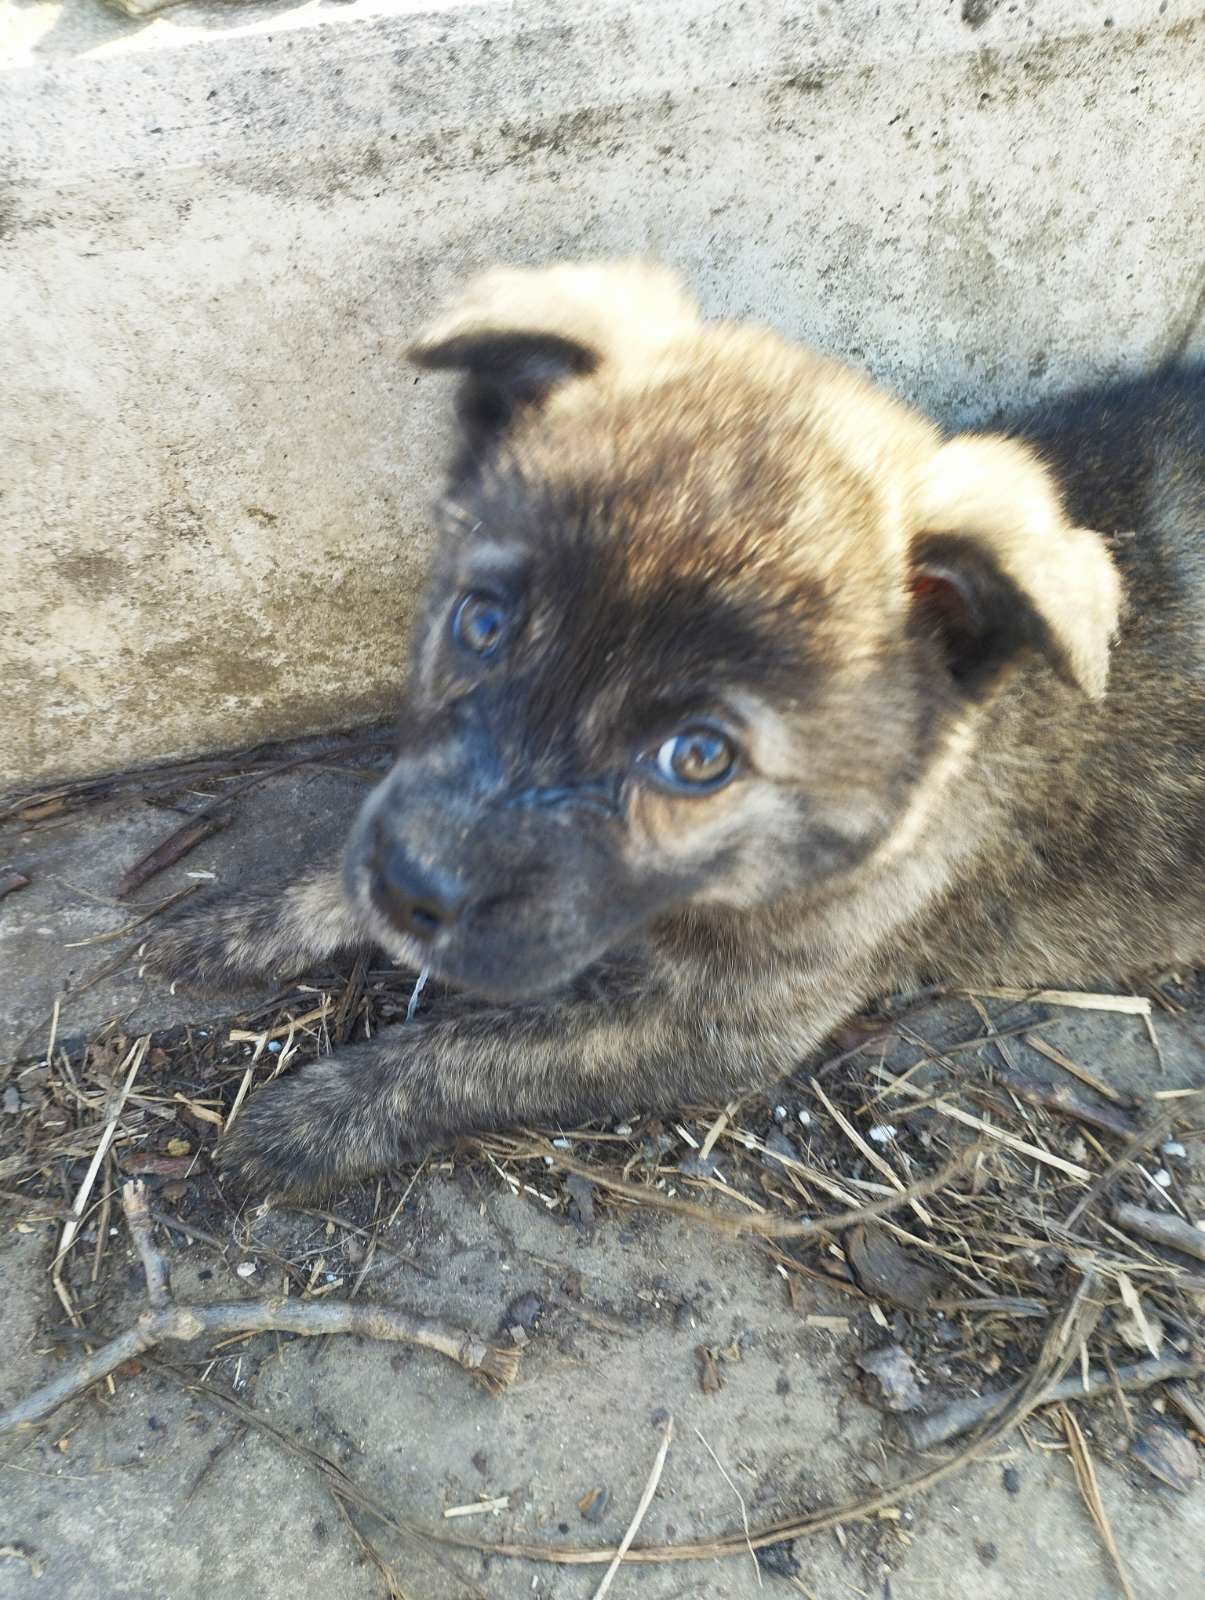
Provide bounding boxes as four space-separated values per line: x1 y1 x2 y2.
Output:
914 436 1121 696
411 259 700 383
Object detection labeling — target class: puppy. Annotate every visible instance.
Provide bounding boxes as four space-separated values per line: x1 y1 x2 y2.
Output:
142 261 1205 1195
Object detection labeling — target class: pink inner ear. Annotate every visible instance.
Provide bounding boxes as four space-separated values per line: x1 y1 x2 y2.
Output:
911 570 971 632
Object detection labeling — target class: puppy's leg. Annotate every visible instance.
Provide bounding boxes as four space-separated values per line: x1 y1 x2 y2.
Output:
139 864 377 990
221 963 850 1196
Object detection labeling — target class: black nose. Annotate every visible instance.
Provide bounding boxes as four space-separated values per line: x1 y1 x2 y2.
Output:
369 836 466 943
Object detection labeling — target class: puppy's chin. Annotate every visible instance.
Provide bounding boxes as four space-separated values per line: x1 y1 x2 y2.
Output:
427 954 582 1004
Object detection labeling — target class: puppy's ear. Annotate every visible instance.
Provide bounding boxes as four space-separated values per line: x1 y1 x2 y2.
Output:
409 260 700 448
910 435 1121 699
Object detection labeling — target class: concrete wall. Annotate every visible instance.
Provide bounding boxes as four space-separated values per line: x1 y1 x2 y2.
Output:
3 0 1202 788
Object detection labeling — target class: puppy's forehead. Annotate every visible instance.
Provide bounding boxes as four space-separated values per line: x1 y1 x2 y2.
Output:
511 349 913 606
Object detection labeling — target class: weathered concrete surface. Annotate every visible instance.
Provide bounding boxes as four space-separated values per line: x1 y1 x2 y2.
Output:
7 1192 1205 1600
4 0 1204 785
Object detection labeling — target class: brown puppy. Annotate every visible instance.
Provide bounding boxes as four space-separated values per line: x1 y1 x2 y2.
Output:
142 262 1205 1196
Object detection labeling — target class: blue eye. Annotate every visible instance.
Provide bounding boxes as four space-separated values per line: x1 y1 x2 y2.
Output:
652 726 739 791
451 591 510 657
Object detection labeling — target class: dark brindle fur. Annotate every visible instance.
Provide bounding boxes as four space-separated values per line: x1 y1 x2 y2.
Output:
141 263 1205 1196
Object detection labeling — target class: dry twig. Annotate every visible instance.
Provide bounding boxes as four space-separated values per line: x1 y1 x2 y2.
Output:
965 989 1152 1016
0 1181 518 1434
988 1063 1138 1140
903 1354 1205 1451
1066 1106 1188 1228
1022 1032 1130 1106
591 1416 674 1598
1112 1202 1205 1264
117 815 229 898
1059 1404 1137 1600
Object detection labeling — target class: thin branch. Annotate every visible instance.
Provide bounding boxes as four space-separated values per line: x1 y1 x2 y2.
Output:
1060 1404 1137 1600
117 815 228 899
987 1062 1138 1140
1066 1107 1184 1228
903 1354 1205 1451
0 1180 518 1435
591 1417 674 1598
121 1180 171 1309
695 1426 760 1587
1112 1202 1205 1264
0 1297 519 1434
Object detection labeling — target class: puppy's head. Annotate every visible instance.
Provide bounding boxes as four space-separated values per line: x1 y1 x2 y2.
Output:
345 262 1121 998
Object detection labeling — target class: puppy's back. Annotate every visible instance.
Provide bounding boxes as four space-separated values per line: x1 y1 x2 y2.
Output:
1008 364 1205 661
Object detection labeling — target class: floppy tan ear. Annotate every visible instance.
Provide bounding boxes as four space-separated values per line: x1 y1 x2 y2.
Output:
410 259 700 377
409 260 701 459
911 435 1122 699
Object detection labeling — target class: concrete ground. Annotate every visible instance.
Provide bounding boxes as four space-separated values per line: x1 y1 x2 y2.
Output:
1 751 1202 1599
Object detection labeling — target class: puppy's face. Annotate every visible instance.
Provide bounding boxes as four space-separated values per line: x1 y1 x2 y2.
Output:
344 263 1119 999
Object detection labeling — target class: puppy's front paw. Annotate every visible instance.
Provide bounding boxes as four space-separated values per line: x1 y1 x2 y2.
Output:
219 1049 423 1199
138 870 371 993
137 896 294 992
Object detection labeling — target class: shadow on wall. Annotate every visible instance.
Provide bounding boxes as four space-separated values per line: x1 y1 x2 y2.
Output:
11 0 330 62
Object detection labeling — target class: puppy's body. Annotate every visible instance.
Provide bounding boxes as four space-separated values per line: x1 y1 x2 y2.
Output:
143 266 1205 1195
899 370 1205 989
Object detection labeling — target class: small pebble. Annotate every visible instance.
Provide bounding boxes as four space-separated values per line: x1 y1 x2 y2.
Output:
1002 1465 1022 1495
235 1261 257 1279
869 1124 897 1144
566 1173 595 1230
267 1040 282 1054
773 1105 789 1123
1152 1169 1172 1188
551 1136 571 1149
797 1110 812 1127
613 1123 633 1137
578 1485 610 1524
857 1343 925 1412
1160 1141 1187 1159
756 1540 801 1579
2 1086 21 1115
503 1292 544 1331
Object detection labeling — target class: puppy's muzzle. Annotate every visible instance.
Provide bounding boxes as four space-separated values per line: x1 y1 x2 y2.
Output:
367 821 468 944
